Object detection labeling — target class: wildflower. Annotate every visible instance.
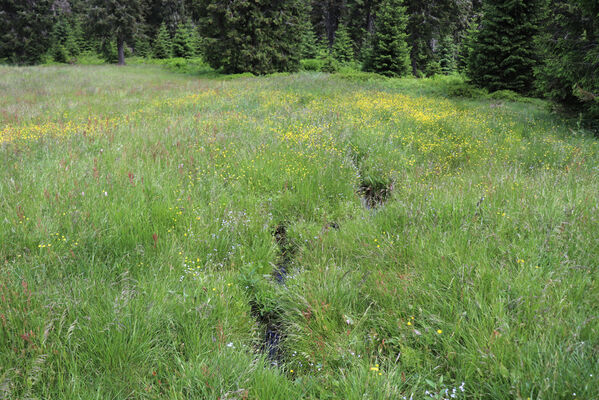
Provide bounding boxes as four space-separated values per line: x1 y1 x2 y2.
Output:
437 329 442 334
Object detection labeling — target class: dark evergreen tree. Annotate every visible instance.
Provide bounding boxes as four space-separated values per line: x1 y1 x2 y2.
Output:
172 21 195 58
145 0 187 39
134 34 152 57
405 0 475 76
467 0 544 94
310 0 346 48
332 24 355 63
0 0 54 64
299 7 320 60
346 0 377 60
196 0 309 74
535 0 598 124
364 0 411 77
86 0 146 65
50 18 71 63
50 16 81 63
153 22 173 58
438 34 457 74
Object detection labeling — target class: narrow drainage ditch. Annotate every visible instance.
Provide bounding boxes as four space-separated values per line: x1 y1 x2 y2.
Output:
347 145 394 209
249 222 297 365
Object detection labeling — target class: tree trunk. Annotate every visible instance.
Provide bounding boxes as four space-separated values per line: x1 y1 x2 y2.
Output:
117 37 125 66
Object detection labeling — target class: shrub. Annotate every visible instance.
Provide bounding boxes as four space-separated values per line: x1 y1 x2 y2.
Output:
489 90 523 102
300 59 324 71
320 56 339 73
334 70 387 82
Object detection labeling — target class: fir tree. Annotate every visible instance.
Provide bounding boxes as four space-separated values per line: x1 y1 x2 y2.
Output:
301 23 319 59
71 19 89 54
332 24 354 63
0 0 54 64
86 0 146 65
50 18 72 63
172 22 195 58
365 0 411 77
153 23 173 59
50 17 80 62
134 34 152 58
467 0 545 94
438 34 457 74
536 0 598 125
196 0 309 74
405 0 475 75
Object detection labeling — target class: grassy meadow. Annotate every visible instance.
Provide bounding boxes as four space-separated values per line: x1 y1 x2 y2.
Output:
1 65 598 399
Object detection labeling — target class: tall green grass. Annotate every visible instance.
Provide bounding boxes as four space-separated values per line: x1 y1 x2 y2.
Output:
1 65 597 399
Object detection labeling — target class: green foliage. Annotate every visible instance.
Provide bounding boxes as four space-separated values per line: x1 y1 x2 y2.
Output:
0 0 54 65
438 35 457 74
50 17 79 63
535 0 599 126
300 58 325 71
332 24 354 63
489 89 524 102
300 20 319 59
100 39 118 64
321 56 340 73
153 23 173 59
424 60 442 77
75 51 105 65
364 0 411 77
457 17 479 73
71 19 91 54
467 0 544 94
196 0 309 74
172 22 197 58
333 70 387 82
134 35 152 58
86 0 146 64
405 0 475 76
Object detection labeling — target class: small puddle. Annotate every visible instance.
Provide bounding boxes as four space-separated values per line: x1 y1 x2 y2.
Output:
358 180 393 209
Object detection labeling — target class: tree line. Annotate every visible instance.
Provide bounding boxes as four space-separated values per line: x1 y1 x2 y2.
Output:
0 0 597 121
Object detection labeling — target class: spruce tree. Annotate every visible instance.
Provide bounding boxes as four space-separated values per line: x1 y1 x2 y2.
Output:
0 0 54 64
536 0 598 124
134 34 152 58
405 0 475 75
467 0 544 94
332 24 354 63
153 23 173 59
50 18 72 63
50 17 80 63
172 22 195 58
364 0 411 77
438 34 457 74
301 23 319 59
196 0 309 74
86 0 146 65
